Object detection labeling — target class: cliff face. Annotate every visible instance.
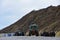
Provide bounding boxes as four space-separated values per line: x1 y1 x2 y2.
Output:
0 5 60 33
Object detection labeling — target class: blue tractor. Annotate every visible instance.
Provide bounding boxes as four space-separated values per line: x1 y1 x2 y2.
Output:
29 23 39 36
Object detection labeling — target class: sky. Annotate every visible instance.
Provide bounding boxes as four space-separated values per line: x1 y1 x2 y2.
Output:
0 0 60 30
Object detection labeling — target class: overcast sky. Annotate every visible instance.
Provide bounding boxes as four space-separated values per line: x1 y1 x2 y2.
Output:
0 0 60 30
